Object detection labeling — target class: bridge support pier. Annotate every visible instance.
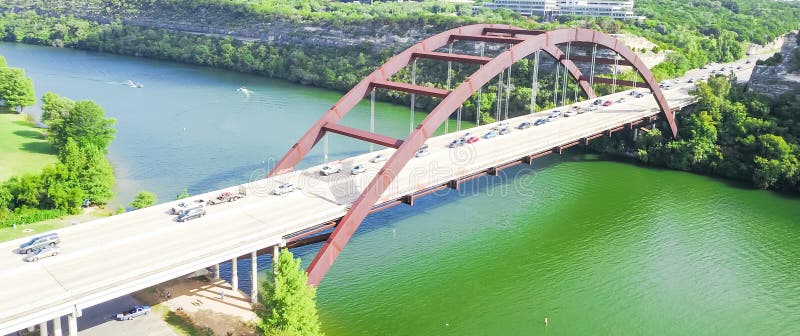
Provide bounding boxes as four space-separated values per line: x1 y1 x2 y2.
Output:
633 128 639 141
251 251 258 303
53 316 62 336
214 263 220 279
272 245 280 274
39 321 48 336
67 312 78 336
231 257 238 292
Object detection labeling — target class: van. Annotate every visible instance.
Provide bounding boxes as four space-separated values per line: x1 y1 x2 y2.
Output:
19 233 60 254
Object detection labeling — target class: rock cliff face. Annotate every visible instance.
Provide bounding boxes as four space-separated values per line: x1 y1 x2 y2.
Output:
748 33 800 97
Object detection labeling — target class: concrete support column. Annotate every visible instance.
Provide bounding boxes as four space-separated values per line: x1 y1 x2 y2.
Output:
53 316 63 336
214 263 220 279
272 245 280 274
67 312 78 336
251 251 258 303
633 128 639 141
231 257 238 292
39 321 48 336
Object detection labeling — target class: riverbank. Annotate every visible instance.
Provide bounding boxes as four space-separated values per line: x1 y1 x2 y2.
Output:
0 110 56 181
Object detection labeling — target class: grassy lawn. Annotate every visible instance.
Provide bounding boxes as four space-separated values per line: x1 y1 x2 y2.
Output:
0 108 57 181
0 208 111 242
151 304 213 336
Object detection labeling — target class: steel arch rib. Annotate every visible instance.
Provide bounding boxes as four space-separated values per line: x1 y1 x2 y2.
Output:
270 27 676 286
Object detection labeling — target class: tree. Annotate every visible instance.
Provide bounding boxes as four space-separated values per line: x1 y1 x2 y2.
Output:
0 67 35 110
258 249 323 336
130 191 157 210
46 97 116 152
0 55 7 67
176 189 190 200
41 92 74 125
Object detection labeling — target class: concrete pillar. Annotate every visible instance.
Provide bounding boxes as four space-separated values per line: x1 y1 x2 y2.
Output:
633 128 639 141
53 316 63 336
214 263 220 279
67 312 78 336
231 257 238 292
250 251 258 303
272 245 280 274
39 321 48 336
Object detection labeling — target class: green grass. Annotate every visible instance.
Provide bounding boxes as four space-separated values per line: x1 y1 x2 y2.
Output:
0 108 57 181
0 210 111 242
152 304 213 336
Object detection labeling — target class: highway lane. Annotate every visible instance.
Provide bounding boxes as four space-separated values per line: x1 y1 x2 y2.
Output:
0 53 772 333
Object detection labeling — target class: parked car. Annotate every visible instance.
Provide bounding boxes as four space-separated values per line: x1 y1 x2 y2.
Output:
498 127 511 135
415 144 430 157
19 233 60 254
273 183 297 195
169 199 205 215
466 136 480 144
351 164 367 175
177 207 206 222
24 246 60 262
117 306 151 321
534 118 547 126
602 100 613 106
370 154 388 163
517 121 532 129
319 162 342 176
484 130 498 139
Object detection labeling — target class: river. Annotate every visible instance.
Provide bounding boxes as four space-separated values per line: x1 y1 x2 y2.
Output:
2 42 799 335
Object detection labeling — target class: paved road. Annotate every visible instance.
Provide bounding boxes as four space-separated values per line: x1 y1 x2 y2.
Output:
0 52 771 334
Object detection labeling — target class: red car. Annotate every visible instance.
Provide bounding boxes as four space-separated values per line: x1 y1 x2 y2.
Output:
466 136 479 144
602 100 613 106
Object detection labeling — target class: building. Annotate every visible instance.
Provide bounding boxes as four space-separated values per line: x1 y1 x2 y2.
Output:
485 0 642 20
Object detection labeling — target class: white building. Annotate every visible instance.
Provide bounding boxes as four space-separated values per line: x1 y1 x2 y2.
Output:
485 0 642 20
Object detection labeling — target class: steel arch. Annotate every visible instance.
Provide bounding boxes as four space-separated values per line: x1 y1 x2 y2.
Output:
269 26 677 286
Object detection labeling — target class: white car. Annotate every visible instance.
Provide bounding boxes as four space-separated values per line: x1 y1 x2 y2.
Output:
272 183 297 195
351 164 367 175
169 199 205 215
415 145 430 158
546 112 561 121
24 246 60 262
563 110 578 117
319 162 342 176
370 154 388 163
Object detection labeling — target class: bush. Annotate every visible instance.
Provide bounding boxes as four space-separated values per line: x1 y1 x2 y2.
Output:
130 191 157 210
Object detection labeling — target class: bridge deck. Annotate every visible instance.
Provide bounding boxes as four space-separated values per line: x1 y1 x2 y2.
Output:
0 61 759 334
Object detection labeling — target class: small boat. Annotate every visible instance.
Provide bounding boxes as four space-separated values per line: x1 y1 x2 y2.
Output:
125 80 143 88
237 86 251 93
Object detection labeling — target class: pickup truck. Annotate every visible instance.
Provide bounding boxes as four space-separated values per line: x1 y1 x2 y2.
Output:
206 186 247 205
117 305 151 321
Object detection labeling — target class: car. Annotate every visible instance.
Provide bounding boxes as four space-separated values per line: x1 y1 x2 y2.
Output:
629 90 638 96
18 233 60 254
415 145 430 157
517 121 532 129
350 164 367 175
177 207 205 222
273 182 297 195
319 162 342 176
460 132 471 139
117 306 151 321
24 246 60 262
484 130 498 139
635 93 645 98
563 110 578 117
498 127 511 135
466 136 479 144
745 60 751 64
736 65 742 70
448 138 465 148
602 100 613 106
687 78 695 83
206 187 246 205
615 98 625 103
576 107 586 114
169 199 205 215
546 112 561 121
593 99 603 105
534 118 547 126
370 154 388 163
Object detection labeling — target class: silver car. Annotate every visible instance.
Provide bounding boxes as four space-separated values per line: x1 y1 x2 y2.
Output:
351 164 367 175
24 246 60 262
18 233 60 254
273 183 297 195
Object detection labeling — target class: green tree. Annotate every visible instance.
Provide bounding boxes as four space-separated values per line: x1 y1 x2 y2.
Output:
0 67 35 110
176 189 190 200
46 97 116 152
130 191 157 209
258 249 323 336
0 55 7 67
41 92 74 125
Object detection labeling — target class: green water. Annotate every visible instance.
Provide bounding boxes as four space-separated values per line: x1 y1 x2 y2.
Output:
2 43 799 335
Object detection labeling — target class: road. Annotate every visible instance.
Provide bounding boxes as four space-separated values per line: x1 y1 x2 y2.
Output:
0 52 770 334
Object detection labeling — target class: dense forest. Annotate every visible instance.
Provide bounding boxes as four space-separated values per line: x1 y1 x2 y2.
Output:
592 75 799 192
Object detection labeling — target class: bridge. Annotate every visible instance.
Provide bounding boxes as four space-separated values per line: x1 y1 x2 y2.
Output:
0 24 760 335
